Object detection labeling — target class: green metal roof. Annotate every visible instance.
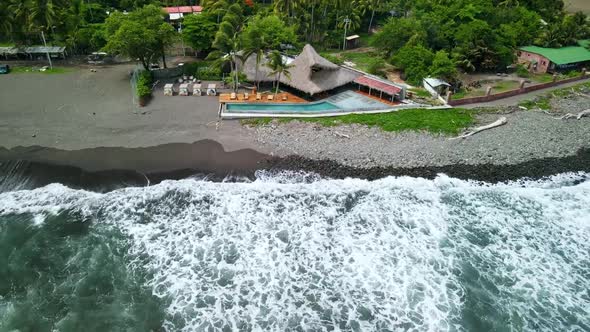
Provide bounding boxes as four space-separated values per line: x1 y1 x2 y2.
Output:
519 44 590 65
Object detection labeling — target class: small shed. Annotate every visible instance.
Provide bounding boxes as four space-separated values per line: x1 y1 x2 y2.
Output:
24 46 66 59
207 84 217 96
345 35 361 49
423 77 450 98
164 83 174 96
193 84 202 96
179 83 190 96
0 47 19 59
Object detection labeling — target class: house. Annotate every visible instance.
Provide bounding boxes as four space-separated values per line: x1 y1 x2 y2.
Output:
518 40 590 73
163 6 202 23
423 77 450 98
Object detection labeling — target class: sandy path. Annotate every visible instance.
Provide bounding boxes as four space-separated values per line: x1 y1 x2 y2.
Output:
0 64 259 152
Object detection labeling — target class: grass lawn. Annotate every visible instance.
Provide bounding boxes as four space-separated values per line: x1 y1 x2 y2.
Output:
242 108 475 136
493 80 521 92
11 66 73 74
340 51 381 72
529 73 554 83
453 80 520 100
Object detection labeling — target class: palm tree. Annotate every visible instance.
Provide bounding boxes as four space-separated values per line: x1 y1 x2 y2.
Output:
266 50 293 97
29 0 57 34
0 2 13 38
8 0 31 39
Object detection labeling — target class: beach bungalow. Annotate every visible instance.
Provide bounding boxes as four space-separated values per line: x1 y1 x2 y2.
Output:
518 40 590 73
239 44 362 96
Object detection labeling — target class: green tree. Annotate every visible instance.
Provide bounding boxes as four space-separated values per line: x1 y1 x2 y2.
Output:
182 12 218 55
266 50 294 97
241 14 297 88
371 17 426 56
208 3 245 91
430 51 458 83
103 5 176 70
393 44 435 85
243 15 297 51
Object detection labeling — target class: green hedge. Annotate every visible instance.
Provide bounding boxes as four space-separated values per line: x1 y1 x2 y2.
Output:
136 70 153 98
182 62 222 80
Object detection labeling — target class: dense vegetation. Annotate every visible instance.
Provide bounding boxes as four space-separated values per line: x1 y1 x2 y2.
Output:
0 0 588 84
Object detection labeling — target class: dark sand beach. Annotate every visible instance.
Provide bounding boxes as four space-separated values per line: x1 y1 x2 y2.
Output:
1 64 590 189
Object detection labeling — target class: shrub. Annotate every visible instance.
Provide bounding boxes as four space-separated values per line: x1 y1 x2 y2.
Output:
136 70 152 98
367 58 385 75
321 53 344 65
198 66 222 80
516 64 530 78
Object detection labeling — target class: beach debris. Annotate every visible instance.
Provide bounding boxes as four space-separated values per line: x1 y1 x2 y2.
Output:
451 117 507 140
334 131 350 139
557 109 590 120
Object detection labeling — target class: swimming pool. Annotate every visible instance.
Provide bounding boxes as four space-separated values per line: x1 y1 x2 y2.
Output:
225 101 340 113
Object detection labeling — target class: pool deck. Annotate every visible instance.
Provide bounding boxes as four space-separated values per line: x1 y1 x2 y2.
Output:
219 92 307 104
355 90 401 106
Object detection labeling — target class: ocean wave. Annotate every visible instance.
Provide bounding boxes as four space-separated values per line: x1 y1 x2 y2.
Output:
1 173 589 331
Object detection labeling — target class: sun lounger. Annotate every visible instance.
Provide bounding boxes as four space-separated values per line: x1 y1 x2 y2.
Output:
256 93 262 100
267 95 274 101
230 92 237 100
282 94 288 101
244 92 249 100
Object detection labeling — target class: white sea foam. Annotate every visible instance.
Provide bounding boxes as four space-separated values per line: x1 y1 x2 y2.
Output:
0 174 589 331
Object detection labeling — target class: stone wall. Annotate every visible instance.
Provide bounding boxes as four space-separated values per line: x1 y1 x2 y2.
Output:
448 74 588 106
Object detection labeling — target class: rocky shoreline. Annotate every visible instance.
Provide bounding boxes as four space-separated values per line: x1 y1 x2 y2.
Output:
247 109 590 170
263 147 590 183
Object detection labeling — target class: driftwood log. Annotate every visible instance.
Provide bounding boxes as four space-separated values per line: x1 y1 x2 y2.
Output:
556 109 590 120
334 131 351 139
451 117 508 140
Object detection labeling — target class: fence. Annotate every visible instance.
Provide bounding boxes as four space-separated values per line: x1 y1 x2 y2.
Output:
150 66 184 79
448 74 588 106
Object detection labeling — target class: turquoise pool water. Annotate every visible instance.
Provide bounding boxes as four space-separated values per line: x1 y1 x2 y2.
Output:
226 101 340 113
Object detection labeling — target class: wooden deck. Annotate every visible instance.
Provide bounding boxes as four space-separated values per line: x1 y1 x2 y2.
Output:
219 92 307 104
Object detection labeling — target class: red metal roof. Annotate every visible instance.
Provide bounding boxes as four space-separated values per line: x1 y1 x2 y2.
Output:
163 6 203 14
354 76 402 95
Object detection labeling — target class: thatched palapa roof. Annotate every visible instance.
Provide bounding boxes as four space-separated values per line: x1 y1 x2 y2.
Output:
238 44 361 95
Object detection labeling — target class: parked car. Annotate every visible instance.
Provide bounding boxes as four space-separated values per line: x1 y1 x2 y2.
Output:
0 64 9 74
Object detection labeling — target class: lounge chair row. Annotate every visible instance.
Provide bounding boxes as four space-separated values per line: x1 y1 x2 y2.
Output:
229 92 289 101
164 83 217 96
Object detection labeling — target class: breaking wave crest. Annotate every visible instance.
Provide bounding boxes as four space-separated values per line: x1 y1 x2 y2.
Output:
1 173 589 331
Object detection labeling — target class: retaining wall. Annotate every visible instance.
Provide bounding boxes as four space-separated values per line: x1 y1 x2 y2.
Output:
448 75 588 106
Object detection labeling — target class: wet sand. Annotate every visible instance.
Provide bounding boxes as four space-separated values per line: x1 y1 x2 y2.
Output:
1 140 589 192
